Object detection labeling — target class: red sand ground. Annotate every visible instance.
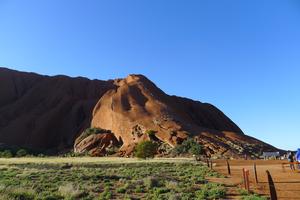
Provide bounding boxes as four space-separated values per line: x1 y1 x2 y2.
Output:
208 160 300 200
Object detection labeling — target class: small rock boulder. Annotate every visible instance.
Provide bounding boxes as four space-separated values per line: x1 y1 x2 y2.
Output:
74 131 119 156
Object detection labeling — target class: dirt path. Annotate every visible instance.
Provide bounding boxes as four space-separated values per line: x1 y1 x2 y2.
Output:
209 160 300 200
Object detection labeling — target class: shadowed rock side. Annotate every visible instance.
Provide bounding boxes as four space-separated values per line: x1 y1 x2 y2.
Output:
0 67 114 152
91 75 278 157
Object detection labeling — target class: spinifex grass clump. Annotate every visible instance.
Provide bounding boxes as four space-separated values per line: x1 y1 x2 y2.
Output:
0 160 225 199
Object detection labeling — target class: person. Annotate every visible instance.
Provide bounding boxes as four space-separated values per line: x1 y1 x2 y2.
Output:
296 149 300 169
288 151 295 171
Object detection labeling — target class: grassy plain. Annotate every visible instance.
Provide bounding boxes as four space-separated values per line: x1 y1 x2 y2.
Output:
0 157 227 200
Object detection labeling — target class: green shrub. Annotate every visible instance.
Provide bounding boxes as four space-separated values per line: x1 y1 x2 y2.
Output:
173 138 203 156
145 130 156 137
116 187 127 194
135 141 158 159
238 188 250 196
189 142 203 156
8 191 35 200
134 185 145 193
195 183 226 200
16 149 28 157
0 150 13 158
143 176 162 189
106 146 119 155
154 187 170 195
238 188 267 200
99 187 112 200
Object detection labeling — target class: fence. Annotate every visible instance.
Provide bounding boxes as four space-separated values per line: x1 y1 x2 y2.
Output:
199 159 299 200
281 162 300 171
225 160 278 200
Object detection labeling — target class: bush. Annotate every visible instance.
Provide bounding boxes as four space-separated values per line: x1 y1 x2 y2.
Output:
195 183 226 200
8 191 35 200
99 187 112 200
106 146 119 155
58 183 86 198
0 150 13 158
173 138 203 156
116 187 127 194
135 141 158 159
238 188 267 200
16 149 28 157
145 130 156 137
143 176 162 189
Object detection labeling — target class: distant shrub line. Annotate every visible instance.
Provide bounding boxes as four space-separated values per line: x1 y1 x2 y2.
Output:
0 148 35 158
0 131 204 159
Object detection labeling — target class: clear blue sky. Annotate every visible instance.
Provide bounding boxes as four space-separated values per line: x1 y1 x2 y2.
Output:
0 0 299 150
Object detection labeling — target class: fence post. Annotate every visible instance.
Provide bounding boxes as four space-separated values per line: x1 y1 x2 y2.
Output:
266 170 277 200
254 163 258 184
206 159 210 168
226 159 231 175
245 169 250 192
242 168 250 192
242 168 246 190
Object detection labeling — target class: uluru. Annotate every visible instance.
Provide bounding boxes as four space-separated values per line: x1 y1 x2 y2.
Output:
0 67 278 157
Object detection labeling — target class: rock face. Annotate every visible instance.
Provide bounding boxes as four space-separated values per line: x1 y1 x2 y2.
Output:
0 67 114 153
91 75 277 157
0 67 278 156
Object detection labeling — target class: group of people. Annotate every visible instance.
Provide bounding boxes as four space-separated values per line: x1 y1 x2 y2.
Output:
288 148 300 170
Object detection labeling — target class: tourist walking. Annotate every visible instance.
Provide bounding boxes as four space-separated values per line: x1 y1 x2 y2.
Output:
296 149 300 169
288 151 295 170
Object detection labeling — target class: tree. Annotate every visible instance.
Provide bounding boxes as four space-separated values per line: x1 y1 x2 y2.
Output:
145 130 156 137
16 149 28 157
173 138 203 156
135 141 158 159
0 150 13 158
189 141 203 156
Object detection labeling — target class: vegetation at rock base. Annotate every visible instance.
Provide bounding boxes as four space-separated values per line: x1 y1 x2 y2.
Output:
0 150 13 158
145 130 156 137
0 148 31 158
0 160 225 200
173 138 203 156
135 141 158 159
16 149 28 157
